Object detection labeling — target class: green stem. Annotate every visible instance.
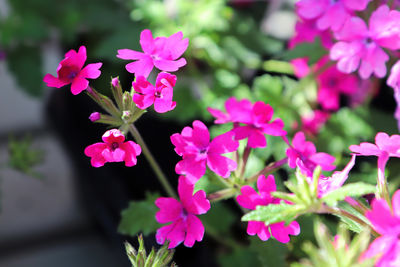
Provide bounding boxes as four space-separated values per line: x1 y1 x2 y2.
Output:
207 188 237 202
239 145 251 180
246 157 288 183
128 124 177 198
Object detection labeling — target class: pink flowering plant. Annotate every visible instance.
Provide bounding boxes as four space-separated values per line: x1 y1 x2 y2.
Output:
42 1 400 264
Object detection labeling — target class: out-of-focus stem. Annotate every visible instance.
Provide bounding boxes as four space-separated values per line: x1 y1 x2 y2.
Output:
128 124 177 198
239 145 251 179
246 157 288 183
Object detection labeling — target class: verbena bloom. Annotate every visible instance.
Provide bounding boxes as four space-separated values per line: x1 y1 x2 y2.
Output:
330 6 400 79
155 176 210 248
132 72 177 113
296 0 372 31
208 97 286 148
289 19 333 49
117 29 188 78
43 46 102 95
236 175 300 243
318 155 355 197
286 131 336 176
84 129 141 167
171 120 239 184
317 65 358 110
300 110 330 136
387 60 400 131
349 132 400 186
362 189 400 266
89 112 101 122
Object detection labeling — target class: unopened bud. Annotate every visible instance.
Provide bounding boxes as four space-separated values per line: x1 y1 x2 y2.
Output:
89 112 101 122
122 110 132 123
111 76 123 110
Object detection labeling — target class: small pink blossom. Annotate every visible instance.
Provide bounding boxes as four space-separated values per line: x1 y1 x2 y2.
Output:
89 112 101 122
171 120 239 184
289 19 333 50
208 97 286 148
299 110 330 136
117 29 188 78
362 189 400 266
387 60 400 131
84 129 141 167
111 77 119 88
237 175 300 243
286 132 336 176
330 6 400 79
296 0 372 31
155 176 210 248
44 46 102 95
349 132 400 186
317 65 358 110
132 73 177 113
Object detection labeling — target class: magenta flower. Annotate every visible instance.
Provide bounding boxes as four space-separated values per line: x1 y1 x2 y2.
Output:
330 6 400 79
362 189 400 266
387 60 400 131
317 65 358 110
296 0 372 31
117 29 188 78
286 132 336 177
132 72 177 113
84 129 141 167
171 120 239 184
299 110 330 136
237 175 300 243
289 19 333 49
349 132 400 186
155 176 210 248
89 112 101 122
208 97 286 148
43 46 102 95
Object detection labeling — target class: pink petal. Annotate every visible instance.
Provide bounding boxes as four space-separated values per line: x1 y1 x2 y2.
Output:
184 214 205 247
43 73 69 88
125 57 154 78
70 77 89 95
153 58 187 72
393 189 400 218
247 221 270 241
187 190 210 215
207 107 231 124
257 175 276 195
316 3 349 31
84 143 108 167
262 119 287 136
154 98 176 113
237 186 262 210
330 41 362 74
208 131 239 154
164 31 189 59
155 72 177 88
248 130 267 148
191 120 210 149
349 143 381 156
296 0 327 20
155 197 183 224
156 220 186 248
366 198 400 235
102 147 125 162
75 46 87 70
362 235 397 262
133 93 155 110
116 49 145 60
269 221 300 243
207 154 237 178
121 141 141 167
343 0 371 11
308 152 336 171
102 129 125 144
80 63 102 79
140 29 156 55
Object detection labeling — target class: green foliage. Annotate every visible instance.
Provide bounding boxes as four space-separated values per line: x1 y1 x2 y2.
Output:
125 235 176 267
118 193 160 237
8 135 44 178
293 221 373 267
281 38 327 65
202 202 236 235
321 182 376 206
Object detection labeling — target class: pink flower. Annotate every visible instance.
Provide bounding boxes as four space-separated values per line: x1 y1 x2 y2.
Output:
155 176 210 248
387 60 400 131
84 129 141 167
286 132 336 177
317 65 358 110
44 46 102 95
208 97 286 148
289 19 333 49
300 110 330 136
132 73 177 113
171 120 239 184
237 175 300 243
362 189 400 266
117 29 188 78
318 155 355 197
296 0 372 31
349 132 400 185
330 6 400 79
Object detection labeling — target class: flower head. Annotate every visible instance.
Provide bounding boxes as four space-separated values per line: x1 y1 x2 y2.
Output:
117 29 188 78
299 110 330 136
236 175 300 243
286 132 336 177
132 72 177 113
155 176 210 248
171 120 239 184
362 189 400 266
84 129 141 167
44 46 102 95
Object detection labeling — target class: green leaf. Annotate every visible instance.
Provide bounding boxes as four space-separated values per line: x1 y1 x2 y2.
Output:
280 38 327 65
322 182 376 206
118 192 160 236
249 237 288 267
242 203 301 224
202 202 236 235
218 248 260 267
6 45 44 97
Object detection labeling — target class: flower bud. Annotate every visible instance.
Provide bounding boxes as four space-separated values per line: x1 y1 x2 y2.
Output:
89 112 101 122
111 76 124 110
